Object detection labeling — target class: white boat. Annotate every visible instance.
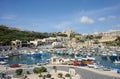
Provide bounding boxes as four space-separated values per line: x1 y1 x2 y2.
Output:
82 56 95 61
86 56 96 61
101 52 107 56
0 61 7 65
114 60 120 64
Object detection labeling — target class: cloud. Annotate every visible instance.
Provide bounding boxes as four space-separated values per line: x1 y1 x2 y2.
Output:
98 17 106 22
0 15 16 20
116 24 120 28
108 16 116 20
54 22 71 30
98 16 116 22
80 16 94 24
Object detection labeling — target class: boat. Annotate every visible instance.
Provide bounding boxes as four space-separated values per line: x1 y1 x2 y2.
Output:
0 57 4 61
81 56 95 61
0 61 7 65
101 52 107 56
114 60 120 64
109 51 117 61
23 51 41 57
86 56 96 61
0 56 9 61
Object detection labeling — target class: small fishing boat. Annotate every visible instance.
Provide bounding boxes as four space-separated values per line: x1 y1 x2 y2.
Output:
0 61 7 65
114 60 120 64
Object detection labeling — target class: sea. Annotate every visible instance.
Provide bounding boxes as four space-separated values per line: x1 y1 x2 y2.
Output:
7 51 120 69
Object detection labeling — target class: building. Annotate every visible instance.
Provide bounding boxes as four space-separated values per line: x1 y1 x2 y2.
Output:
30 39 44 47
52 42 63 48
42 37 57 45
11 40 22 48
99 30 120 42
85 40 94 47
62 29 72 37
30 37 58 46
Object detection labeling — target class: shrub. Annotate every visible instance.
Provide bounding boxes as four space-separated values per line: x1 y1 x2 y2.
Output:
65 73 70 77
33 67 40 74
40 66 47 72
33 67 47 74
58 73 63 78
15 69 23 75
26 71 30 74
46 74 51 78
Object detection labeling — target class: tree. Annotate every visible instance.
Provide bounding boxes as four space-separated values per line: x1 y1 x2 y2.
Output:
65 73 70 77
15 69 23 75
58 73 63 78
86 35 94 40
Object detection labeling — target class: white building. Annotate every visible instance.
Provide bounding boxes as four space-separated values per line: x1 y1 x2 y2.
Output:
11 40 22 48
52 42 63 48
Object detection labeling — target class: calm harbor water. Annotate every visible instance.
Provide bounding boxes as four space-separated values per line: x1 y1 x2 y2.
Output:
7 52 120 69
7 52 50 65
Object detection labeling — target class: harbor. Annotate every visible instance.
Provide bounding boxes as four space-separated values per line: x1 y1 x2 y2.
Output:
0 0 120 78
0 46 120 70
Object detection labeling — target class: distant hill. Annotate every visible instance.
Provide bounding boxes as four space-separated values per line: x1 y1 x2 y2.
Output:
0 25 67 45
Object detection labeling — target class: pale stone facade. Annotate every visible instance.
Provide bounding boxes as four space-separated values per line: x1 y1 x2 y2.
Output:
11 40 22 48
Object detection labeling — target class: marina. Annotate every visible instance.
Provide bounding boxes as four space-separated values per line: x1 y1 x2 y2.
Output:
1 0 120 79
0 47 120 70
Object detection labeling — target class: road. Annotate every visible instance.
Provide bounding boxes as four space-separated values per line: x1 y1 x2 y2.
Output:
6 65 120 79
46 66 120 79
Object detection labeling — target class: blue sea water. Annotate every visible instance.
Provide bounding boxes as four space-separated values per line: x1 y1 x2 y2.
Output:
7 52 50 65
7 51 120 69
96 56 120 69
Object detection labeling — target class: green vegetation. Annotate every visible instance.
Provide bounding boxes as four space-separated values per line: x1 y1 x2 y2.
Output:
26 71 30 74
78 39 85 43
15 69 23 75
33 66 47 74
94 35 102 39
86 35 94 40
86 35 102 40
65 73 70 77
58 73 63 78
70 33 75 38
0 24 67 45
46 73 51 78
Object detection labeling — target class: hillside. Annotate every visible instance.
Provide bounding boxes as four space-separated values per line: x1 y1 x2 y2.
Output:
0 25 67 45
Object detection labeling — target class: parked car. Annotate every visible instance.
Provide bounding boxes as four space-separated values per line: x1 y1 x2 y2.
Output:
117 69 120 73
10 64 20 68
103 67 111 71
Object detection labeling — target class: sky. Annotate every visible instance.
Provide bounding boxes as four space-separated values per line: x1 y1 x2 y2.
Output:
0 0 120 34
